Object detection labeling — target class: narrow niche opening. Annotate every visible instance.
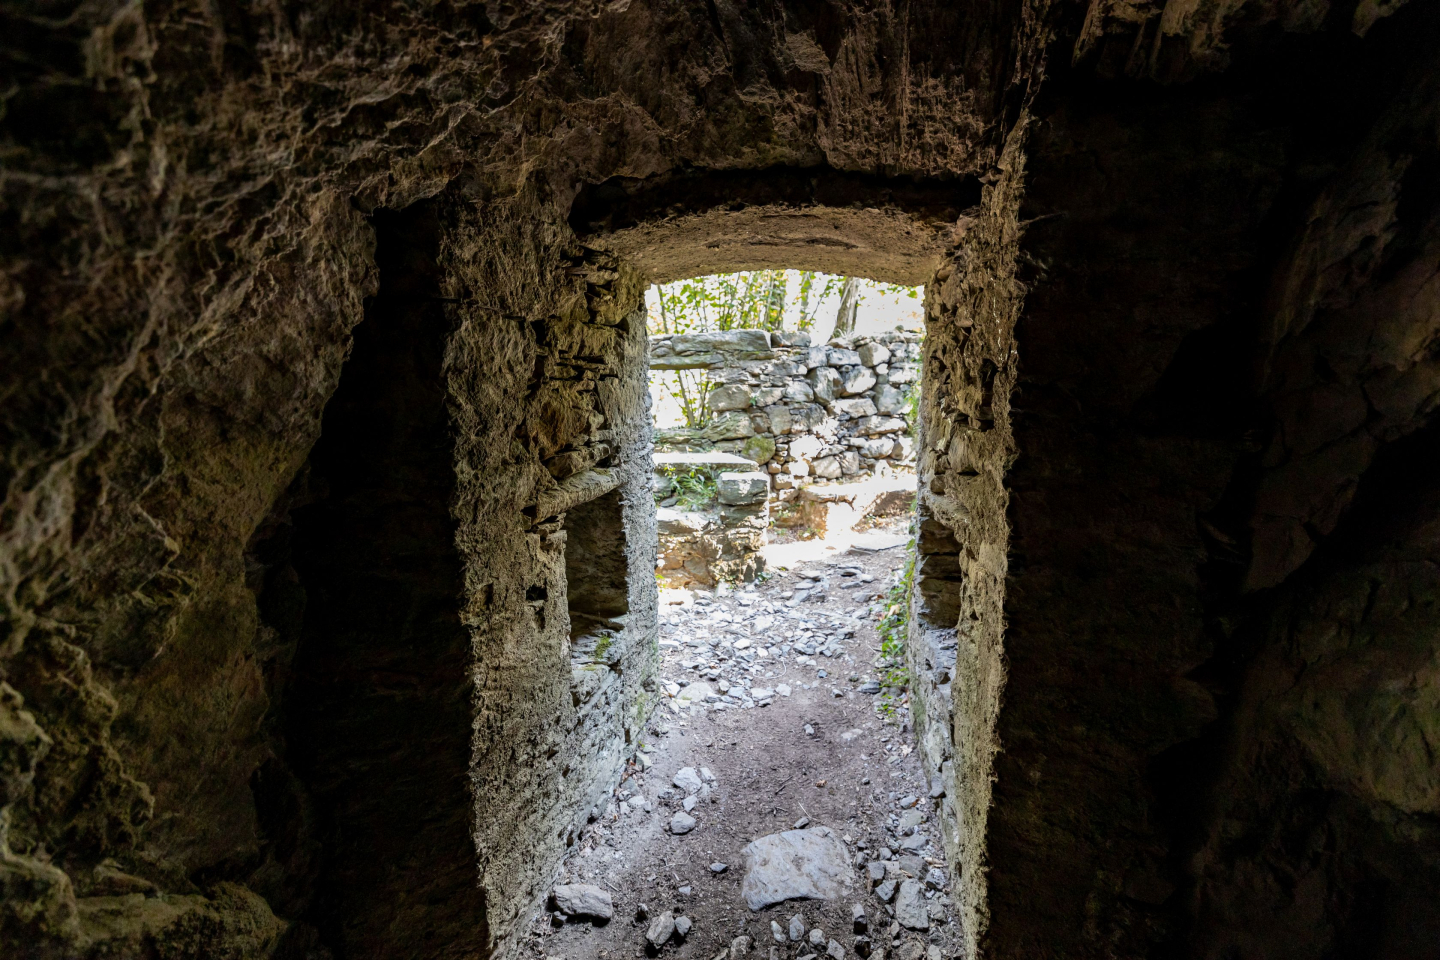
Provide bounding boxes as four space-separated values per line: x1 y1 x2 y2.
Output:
564 486 630 656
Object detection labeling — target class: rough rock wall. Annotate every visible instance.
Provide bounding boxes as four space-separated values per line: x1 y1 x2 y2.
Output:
8 0 1438 958
976 1 1440 957
909 128 1030 960
1 3 1030 957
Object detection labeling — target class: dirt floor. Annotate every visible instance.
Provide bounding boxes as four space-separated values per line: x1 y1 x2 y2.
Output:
522 516 956 960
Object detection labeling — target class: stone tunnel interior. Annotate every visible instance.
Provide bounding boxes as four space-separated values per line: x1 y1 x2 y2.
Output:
3 2 1440 960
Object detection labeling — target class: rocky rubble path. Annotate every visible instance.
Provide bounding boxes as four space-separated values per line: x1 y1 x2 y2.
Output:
523 521 959 960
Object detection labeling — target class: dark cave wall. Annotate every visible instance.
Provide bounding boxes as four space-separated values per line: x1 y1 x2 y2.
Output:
3 1 1439 959
978 2 1440 957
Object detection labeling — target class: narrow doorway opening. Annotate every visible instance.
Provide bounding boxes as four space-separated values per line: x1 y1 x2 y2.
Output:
532 268 965 959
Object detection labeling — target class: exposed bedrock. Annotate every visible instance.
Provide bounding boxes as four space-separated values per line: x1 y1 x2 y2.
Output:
2 1 1438 959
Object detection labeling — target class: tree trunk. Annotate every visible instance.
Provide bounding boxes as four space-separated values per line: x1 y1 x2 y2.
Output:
833 277 860 339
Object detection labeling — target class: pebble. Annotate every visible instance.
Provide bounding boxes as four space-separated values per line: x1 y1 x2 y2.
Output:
670 812 697 834
809 929 826 946
731 935 752 957
676 916 693 938
771 921 787 943
683 796 698 812
852 904 867 932
794 816 811 829
647 911 677 947
854 936 872 958
710 862 728 873
924 867 946 890
875 880 897 903
866 861 886 884
674 768 704 794
827 939 846 960
788 915 806 941
858 680 881 694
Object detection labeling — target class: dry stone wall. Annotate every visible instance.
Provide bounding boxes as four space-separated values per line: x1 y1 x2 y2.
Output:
651 330 922 493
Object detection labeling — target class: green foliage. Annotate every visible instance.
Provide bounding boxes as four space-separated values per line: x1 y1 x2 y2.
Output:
875 541 916 722
657 466 718 510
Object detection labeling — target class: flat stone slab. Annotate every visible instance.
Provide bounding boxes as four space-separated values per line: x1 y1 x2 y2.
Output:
718 471 771 505
740 826 853 911
655 451 757 472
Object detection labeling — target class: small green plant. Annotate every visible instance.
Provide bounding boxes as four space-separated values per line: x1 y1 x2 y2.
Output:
875 543 916 721
657 466 718 509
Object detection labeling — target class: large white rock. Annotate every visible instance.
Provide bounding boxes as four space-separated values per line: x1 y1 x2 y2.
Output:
552 884 614 921
857 342 892 366
740 826 853 911
830 398 877 418
789 435 824 461
708 383 754 411
718 472 770 505
855 416 907 436
841 367 877 395
674 682 714 704
807 367 842 402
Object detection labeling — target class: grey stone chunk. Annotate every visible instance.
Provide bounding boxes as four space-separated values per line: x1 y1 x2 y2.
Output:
809 928 826 946
772 330 812 348
894 880 930 930
812 457 843 479
827 347 862 366
710 862 729 873
866 861 887 884
860 437 895 458
771 920 787 943
651 330 776 369
808 367 842 402
670 811 697 834
740 825 853 911
875 879 897 903
926 901 946 923
828 939 846 960
647 910 677 947
858 680 881 694
924 867 946 890
873 384 907 415
789 915 806 941
674 767 704 793
857 342 892 366
718 471 770 505
886 362 919 384
784 380 815 402
708 382 754 411
897 834 927 853
731 935 753 956
552 883 614 920
851 903 867 932
853 936 872 958
830 397 877 418
855 416 907 436
676 915 693 938
841 367 876 395
703 410 758 439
